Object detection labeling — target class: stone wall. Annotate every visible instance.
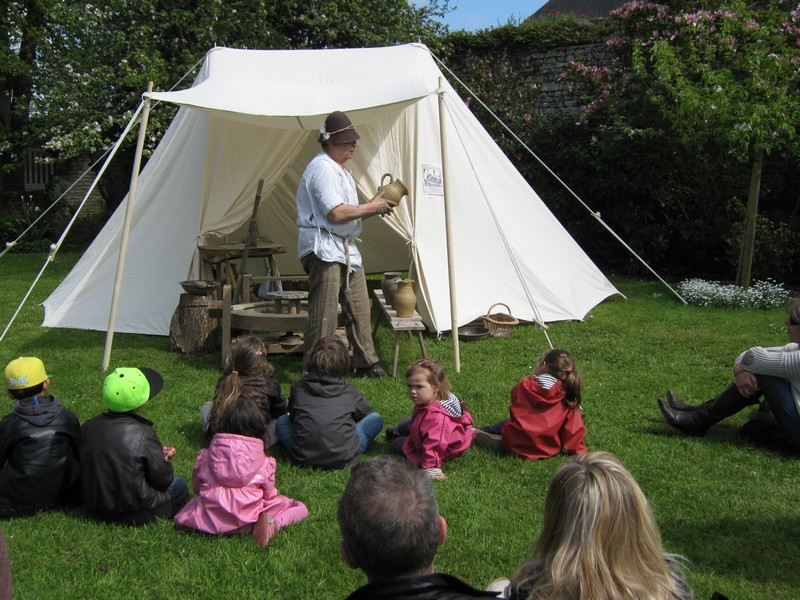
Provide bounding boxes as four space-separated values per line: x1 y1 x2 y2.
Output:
446 41 613 115
514 42 611 113
46 157 108 242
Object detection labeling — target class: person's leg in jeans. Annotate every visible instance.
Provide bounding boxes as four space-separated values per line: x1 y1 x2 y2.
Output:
354 412 384 453
275 414 294 453
169 476 190 515
757 375 800 453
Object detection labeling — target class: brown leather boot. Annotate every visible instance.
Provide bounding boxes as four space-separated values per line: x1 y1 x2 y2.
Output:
657 384 759 436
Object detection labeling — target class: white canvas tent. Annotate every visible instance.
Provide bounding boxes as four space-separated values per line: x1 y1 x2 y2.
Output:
42 43 619 339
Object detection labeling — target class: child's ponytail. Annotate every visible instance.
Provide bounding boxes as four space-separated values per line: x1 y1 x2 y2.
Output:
209 371 244 434
541 349 582 409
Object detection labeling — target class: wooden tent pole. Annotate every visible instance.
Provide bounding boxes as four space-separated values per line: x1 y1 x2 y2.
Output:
438 77 460 372
102 81 154 370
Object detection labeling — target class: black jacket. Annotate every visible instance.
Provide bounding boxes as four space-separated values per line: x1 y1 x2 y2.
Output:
346 573 499 600
287 372 374 469
80 411 174 525
0 394 81 516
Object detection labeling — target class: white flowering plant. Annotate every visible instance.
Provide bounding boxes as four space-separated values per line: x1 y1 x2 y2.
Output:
677 278 791 310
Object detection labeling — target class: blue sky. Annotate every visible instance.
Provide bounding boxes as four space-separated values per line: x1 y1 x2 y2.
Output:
414 0 550 32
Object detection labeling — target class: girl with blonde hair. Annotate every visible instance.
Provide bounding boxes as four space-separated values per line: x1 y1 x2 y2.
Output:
507 452 690 600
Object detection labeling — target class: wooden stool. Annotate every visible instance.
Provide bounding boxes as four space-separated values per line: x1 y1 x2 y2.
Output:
372 289 427 377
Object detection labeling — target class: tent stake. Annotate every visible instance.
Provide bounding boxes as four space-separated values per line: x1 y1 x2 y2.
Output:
102 81 154 370
438 77 460 373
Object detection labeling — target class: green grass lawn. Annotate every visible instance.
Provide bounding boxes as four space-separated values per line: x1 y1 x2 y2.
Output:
1 252 798 599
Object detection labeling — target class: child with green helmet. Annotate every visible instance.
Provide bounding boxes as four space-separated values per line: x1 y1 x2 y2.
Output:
80 367 188 525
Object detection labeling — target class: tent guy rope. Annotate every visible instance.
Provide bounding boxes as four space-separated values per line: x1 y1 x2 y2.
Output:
0 101 146 344
1 55 208 344
431 50 686 306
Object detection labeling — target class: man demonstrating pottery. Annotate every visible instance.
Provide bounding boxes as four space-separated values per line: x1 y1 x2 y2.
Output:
296 111 397 378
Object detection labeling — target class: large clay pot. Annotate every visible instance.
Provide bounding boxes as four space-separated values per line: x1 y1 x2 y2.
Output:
379 173 409 204
393 279 417 318
381 272 402 306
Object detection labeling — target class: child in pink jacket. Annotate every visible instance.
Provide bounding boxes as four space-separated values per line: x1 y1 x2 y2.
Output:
174 396 307 546
387 359 473 479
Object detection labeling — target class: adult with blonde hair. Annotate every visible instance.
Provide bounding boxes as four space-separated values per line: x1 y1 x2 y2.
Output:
658 297 800 452
503 452 690 600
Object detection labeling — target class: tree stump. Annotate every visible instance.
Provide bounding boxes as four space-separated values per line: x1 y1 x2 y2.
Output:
169 293 220 354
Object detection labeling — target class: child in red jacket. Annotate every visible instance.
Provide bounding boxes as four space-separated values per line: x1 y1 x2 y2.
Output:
474 349 586 460
386 359 472 479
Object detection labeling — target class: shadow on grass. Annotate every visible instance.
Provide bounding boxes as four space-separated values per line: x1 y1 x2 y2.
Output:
665 514 800 589
641 419 798 457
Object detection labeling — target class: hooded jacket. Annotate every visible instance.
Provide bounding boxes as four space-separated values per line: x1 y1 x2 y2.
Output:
501 375 586 460
287 373 374 468
0 394 80 515
174 433 296 534
80 411 175 524
402 396 473 470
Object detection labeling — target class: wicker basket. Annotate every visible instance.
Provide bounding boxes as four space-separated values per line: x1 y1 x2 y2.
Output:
481 303 519 338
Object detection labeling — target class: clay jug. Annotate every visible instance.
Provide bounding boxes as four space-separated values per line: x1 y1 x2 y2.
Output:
381 272 402 306
393 279 417 318
380 173 409 204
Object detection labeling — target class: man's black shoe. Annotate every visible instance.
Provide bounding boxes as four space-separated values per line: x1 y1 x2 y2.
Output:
353 363 390 378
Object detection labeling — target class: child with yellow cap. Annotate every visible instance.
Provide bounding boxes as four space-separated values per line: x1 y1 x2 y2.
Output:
80 367 188 525
1 356 81 517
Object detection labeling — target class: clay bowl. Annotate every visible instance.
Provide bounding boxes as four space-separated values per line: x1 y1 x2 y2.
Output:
457 325 490 342
179 280 217 295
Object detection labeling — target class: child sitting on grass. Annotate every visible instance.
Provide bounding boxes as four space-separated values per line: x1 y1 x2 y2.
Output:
473 349 586 460
386 359 473 479
0 356 81 517
81 367 189 525
175 396 308 547
201 335 287 448
276 336 383 469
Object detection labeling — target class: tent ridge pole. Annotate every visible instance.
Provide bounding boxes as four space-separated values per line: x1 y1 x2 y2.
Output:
102 82 154 370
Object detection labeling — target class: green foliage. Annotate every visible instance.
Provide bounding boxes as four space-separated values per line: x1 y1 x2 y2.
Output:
0 195 52 253
447 16 612 52
724 198 800 281
444 3 800 282
3 254 800 599
609 1 800 162
2 0 451 178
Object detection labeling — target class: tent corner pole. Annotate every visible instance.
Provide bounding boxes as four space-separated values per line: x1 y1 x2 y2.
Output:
438 77 460 373
102 81 154 370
